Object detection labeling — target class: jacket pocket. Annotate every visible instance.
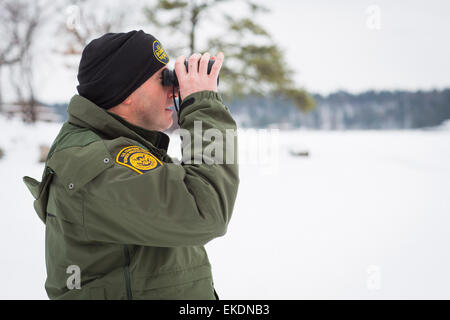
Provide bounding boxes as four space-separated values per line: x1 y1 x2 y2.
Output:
23 167 54 223
46 181 84 226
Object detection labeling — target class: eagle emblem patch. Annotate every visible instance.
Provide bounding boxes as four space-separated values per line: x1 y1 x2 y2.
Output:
116 146 163 174
153 40 169 64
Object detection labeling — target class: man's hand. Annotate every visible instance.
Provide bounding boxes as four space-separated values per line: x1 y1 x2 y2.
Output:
174 52 224 100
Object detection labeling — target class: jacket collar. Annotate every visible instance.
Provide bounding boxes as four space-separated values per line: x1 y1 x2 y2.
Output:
67 94 169 152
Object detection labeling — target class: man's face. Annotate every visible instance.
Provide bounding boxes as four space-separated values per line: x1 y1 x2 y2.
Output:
128 66 176 131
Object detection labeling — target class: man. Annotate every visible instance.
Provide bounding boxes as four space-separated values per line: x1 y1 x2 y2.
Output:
23 30 239 300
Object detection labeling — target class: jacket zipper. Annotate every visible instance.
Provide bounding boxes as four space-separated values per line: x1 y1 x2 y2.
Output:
123 245 132 300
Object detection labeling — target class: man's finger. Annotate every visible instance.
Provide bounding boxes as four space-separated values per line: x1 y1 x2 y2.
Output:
209 52 224 78
174 55 187 78
188 53 201 73
199 52 211 75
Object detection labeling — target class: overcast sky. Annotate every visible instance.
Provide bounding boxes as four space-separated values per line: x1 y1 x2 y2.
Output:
22 0 450 103
261 0 450 94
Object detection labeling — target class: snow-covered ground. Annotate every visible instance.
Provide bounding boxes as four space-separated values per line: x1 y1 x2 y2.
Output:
1 115 449 299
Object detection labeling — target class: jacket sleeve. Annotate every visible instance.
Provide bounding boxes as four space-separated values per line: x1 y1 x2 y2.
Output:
83 91 239 247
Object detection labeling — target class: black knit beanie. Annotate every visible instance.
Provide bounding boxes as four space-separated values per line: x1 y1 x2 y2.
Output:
77 30 169 109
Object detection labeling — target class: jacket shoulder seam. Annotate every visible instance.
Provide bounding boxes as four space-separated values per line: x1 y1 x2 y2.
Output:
48 127 103 161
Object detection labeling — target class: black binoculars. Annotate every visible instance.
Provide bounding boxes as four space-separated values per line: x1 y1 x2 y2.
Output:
162 59 219 87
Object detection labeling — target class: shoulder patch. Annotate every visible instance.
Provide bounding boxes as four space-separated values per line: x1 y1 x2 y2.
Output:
116 146 163 174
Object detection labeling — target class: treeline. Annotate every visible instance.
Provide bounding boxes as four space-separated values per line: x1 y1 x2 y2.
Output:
228 88 450 129
48 88 450 130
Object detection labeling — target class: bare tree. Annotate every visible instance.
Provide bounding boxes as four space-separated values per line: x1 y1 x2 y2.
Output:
56 0 127 70
0 0 59 122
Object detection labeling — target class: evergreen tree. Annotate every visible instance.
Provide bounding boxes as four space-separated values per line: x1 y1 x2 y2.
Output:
144 0 315 112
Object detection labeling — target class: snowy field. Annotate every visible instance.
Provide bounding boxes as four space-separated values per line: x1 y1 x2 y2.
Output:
1 115 449 299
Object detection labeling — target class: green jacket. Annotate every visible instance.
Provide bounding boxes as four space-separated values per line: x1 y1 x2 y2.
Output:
23 91 239 299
